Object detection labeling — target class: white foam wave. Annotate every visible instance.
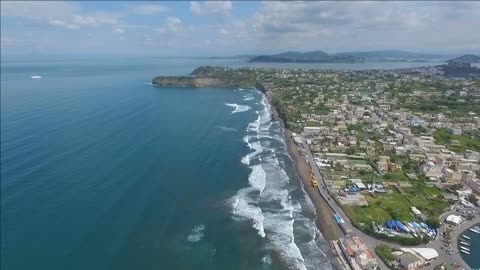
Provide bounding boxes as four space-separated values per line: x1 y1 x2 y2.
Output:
225 103 251 114
265 218 307 270
231 193 266 238
247 111 260 132
248 165 266 194
241 140 263 165
243 94 255 101
232 90 331 270
262 255 272 264
187 224 206 243
215 126 238 132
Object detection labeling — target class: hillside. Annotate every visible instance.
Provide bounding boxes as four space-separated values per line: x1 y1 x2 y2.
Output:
337 50 443 60
152 66 257 88
249 51 364 63
448 54 480 63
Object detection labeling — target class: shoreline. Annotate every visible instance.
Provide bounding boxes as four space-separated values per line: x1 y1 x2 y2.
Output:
264 91 342 242
455 221 480 270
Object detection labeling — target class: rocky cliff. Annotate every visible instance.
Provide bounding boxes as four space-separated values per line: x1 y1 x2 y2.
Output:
152 66 257 88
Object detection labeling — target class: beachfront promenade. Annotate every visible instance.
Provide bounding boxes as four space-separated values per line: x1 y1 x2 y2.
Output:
297 135 477 270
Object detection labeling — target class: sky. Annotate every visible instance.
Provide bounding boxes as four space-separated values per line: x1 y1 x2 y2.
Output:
1 1 480 57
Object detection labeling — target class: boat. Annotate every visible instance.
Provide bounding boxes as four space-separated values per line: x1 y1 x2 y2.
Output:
31 75 42 79
462 235 471 240
470 227 480 234
460 249 470 255
460 241 470 246
460 246 470 252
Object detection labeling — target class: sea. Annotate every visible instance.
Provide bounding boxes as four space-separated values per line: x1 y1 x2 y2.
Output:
459 224 480 269
0 57 464 270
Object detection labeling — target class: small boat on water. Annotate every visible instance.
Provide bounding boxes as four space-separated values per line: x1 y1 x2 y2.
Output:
460 241 470 246
31 75 43 79
460 249 470 255
462 235 471 240
460 246 470 252
470 227 480 234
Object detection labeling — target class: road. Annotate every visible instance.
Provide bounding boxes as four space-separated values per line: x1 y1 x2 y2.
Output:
299 136 478 270
299 137 390 270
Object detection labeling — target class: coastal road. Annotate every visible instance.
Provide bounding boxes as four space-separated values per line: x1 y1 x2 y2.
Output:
299 137 391 270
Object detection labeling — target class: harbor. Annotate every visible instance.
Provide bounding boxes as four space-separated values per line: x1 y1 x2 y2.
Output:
458 223 480 268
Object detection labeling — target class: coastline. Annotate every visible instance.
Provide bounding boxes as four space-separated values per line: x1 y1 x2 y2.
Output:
264 91 342 242
455 221 480 270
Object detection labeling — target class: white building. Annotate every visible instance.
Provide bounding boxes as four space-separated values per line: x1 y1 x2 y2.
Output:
445 215 463 225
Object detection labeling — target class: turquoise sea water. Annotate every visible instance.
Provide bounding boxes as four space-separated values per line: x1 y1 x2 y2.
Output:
2 57 472 270
459 224 480 268
1 58 335 270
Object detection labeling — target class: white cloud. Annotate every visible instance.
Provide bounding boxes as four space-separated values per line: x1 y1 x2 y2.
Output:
1 1 77 19
219 28 229 35
190 1 232 16
133 4 168 15
49 19 81 30
1 1 121 30
246 1 480 52
114 28 125 34
166 17 183 32
47 13 120 30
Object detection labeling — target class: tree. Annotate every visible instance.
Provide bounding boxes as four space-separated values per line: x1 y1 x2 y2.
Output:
466 194 479 205
426 217 440 229
346 147 356 155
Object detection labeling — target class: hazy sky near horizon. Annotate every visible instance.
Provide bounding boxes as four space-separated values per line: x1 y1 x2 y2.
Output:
1 1 480 56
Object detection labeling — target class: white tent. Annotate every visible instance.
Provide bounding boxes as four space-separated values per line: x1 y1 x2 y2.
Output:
445 214 462 225
400 248 438 261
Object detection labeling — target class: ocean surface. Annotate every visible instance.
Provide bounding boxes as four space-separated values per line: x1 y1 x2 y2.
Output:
1 57 337 270
0 57 467 270
459 224 480 268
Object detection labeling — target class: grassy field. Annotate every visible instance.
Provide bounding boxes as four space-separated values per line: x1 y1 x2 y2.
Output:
375 244 395 265
342 188 449 227
434 128 480 152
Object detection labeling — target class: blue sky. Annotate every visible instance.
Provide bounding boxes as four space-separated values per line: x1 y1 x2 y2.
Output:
1 1 480 57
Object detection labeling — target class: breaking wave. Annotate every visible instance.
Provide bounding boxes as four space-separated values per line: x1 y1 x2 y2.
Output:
230 91 333 270
225 103 251 114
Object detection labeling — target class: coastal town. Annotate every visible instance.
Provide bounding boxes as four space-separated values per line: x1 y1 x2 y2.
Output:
153 64 480 270
258 65 480 270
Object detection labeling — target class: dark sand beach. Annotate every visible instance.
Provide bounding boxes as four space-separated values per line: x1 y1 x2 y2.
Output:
268 95 342 241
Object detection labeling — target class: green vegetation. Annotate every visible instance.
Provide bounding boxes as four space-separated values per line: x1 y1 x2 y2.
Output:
433 128 480 152
342 186 449 245
375 244 395 264
191 66 257 88
425 217 441 229
411 126 428 135
467 194 479 205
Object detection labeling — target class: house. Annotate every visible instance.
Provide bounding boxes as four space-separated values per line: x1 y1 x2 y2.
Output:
398 253 422 270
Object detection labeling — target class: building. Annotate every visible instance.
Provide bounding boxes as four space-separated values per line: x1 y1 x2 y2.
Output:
445 214 463 226
400 248 438 262
398 252 422 270
304 126 322 136
340 236 378 270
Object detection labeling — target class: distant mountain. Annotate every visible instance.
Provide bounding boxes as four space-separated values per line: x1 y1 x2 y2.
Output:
448 54 480 63
249 51 364 63
336 50 444 60
207 55 257 60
